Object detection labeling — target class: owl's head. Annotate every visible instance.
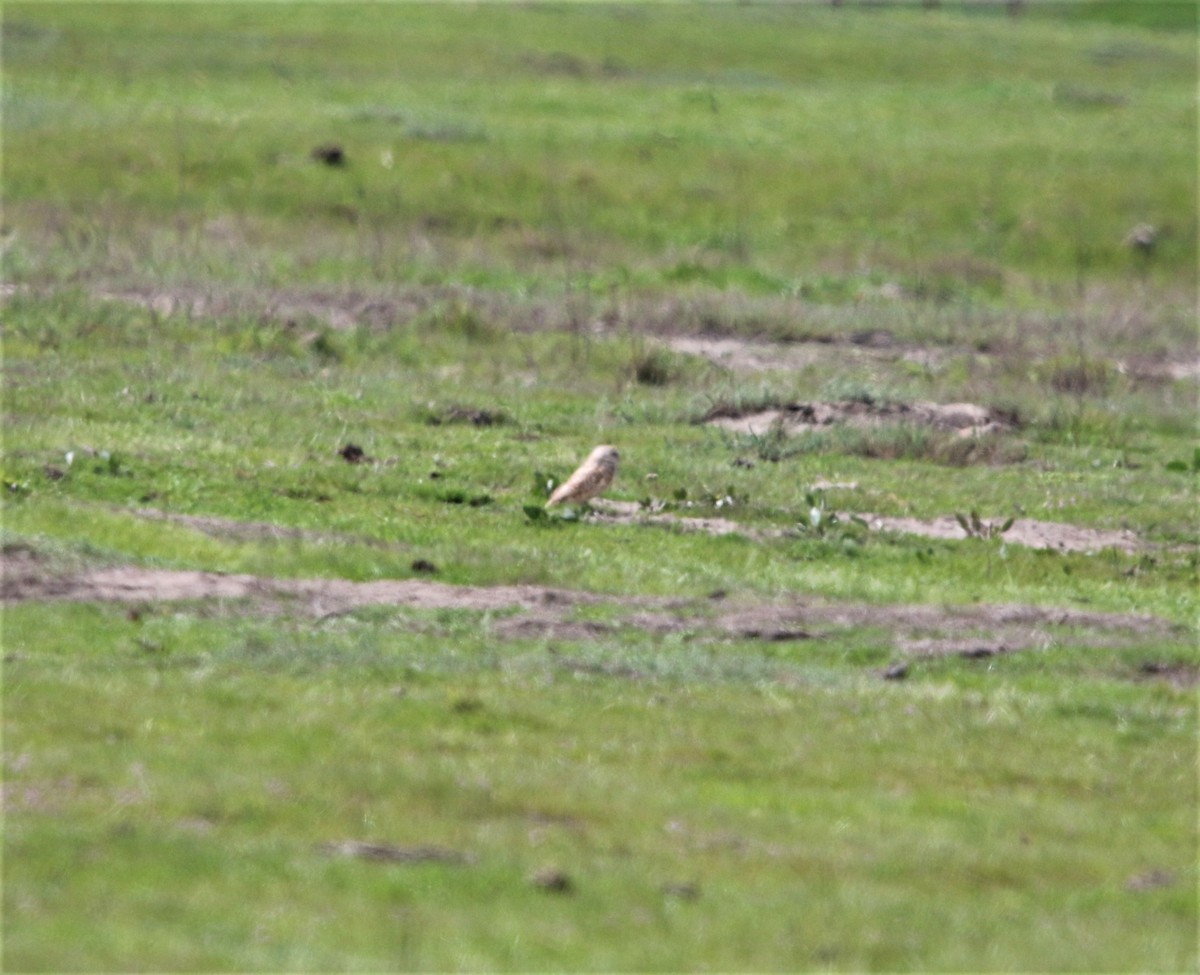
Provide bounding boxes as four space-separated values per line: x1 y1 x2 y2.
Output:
590 445 620 469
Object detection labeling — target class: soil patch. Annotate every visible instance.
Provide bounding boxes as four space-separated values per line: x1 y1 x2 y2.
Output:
4 549 1181 667
704 399 1018 437
857 513 1140 554
130 508 402 550
1134 660 1200 689
1 558 593 618
667 333 1200 387
666 334 950 373
137 498 1145 556
316 841 475 866
8 283 1196 383
589 501 1142 554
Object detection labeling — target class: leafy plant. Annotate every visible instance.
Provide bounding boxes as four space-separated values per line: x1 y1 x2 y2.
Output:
532 470 559 501
1164 448 1200 474
954 510 1016 540
954 510 1016 578
795 490 868 544
4 474 33 498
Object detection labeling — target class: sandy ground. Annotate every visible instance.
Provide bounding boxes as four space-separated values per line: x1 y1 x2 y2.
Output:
3 544 1188 680
586 500 1143 554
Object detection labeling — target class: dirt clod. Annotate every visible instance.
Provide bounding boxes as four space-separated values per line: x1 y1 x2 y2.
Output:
662 881 701 900
1136 661 1199 688
317 840 473 865
530 867 574 894
311 143 346 167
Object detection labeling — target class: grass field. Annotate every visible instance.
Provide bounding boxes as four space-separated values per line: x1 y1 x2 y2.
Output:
2 1 1197 971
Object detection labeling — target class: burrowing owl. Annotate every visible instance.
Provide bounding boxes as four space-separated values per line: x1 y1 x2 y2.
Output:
546 445 620 507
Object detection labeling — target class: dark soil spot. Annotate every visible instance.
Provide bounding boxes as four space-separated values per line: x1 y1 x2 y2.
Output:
549 649 644 681
2 542 1186 670
1135 660 1199 688
311 143 346 167
734 627 813 642
850 328 896 348
427 405 507 427
317 840 473 865
530 866 574 894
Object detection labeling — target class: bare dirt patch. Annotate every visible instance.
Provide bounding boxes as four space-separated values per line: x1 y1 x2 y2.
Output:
8 282 1196 383
134 497 1145 557
1134 660 1200 690
131 507 400 550
856 512 1141 554
588 500 1142 554
667 332 1200 388
666 334 952 374
1 554 593 618
3 548 1181 668
703 399 1018 438
316 840 475 866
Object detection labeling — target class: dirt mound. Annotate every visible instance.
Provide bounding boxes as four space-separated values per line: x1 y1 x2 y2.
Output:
705 399 1018 437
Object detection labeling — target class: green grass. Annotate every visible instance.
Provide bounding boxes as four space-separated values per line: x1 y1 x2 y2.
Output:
3 2 1196 294
2 2 1197 971
5 601 1195 971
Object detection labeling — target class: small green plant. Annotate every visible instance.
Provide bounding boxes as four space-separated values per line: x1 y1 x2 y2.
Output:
954 510 1015 541
631 348 674 387
1164 448 1200 474
744 421 803 464
954 510 1016 578
4 474 33 498
637 484 749 515
522 503 548 523
86 450 131 478
532 470 559 501
524 470 579 524
415 301 500 343
796 491 868 542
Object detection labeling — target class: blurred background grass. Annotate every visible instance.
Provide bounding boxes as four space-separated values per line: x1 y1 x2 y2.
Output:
4 1 1195 298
